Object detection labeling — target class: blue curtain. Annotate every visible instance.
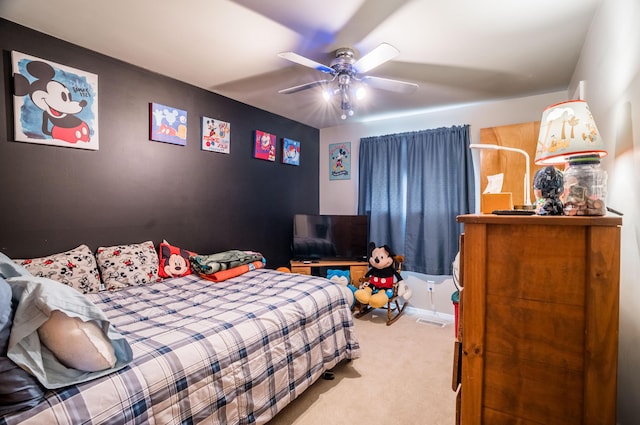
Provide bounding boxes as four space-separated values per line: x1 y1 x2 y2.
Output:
358 125 475 275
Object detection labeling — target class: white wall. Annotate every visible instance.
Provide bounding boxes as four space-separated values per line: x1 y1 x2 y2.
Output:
569 0 640 423
318 91 568 314
319 91 567 214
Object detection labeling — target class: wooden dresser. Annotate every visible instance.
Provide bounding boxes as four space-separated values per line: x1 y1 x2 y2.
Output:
455 214 621 425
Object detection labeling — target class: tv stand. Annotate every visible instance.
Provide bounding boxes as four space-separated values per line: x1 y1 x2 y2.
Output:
289 259 368 286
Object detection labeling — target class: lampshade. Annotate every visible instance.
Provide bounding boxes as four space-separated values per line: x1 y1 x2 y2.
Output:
535 100 607 165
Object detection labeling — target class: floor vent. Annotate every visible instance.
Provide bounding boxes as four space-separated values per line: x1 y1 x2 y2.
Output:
416 317 447 327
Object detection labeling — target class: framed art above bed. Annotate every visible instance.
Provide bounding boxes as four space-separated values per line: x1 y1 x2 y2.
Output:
12 51 99 150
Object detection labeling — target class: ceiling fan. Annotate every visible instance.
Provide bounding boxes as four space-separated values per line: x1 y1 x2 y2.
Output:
277 43 418 119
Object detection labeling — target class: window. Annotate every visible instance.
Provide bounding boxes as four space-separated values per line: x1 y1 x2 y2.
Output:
358 125 475 274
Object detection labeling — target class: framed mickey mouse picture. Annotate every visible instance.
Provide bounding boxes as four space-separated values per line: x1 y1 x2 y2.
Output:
281 138 300 165
253 130 276 162
12 50 99 150
329 142 351 180
149 102 188 146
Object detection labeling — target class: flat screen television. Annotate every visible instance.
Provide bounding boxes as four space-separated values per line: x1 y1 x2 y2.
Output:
292 214 369 261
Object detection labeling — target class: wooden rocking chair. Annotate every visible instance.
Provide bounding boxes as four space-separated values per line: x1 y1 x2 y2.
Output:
354 255 409 325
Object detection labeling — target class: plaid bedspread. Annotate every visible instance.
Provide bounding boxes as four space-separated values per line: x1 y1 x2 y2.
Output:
0 269 360 425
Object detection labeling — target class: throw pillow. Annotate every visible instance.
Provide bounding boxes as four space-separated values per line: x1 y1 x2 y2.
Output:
38 310 117 372
158 240 196 279
96 241 160 291
1 252 133 389
14 244 102 293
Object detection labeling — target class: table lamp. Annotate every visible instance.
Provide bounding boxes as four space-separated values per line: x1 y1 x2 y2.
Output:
535 100 608 215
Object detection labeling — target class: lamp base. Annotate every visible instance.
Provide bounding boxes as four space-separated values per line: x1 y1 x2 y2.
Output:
563 155 607 216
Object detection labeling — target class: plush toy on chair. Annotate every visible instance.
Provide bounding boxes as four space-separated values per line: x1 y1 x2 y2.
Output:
355 243 403 309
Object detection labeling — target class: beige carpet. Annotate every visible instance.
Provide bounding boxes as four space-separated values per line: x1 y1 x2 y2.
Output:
268 309 457 425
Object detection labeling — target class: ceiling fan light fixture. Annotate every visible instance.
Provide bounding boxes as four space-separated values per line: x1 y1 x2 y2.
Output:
278 42 416 121
340 86 351 111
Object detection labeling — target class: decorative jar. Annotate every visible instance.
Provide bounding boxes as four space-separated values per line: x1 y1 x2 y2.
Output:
562 154 607 216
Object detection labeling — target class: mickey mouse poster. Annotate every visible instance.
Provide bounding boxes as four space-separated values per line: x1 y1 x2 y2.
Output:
329 142 351 180
150 102 188 146
12 51 99 150
253 130 276 162
201 116 230 154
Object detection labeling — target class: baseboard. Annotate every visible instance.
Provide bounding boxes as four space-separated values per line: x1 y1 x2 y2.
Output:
406 306 455 323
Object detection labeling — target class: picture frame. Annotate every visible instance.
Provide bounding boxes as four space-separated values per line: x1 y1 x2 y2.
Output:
329 142 351 180
253 130 276 161
149 102 187 145
201 116 230 154
281 138 300 166
12 51 99 150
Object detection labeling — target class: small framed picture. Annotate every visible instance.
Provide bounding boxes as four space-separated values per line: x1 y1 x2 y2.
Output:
149 102 188 145
201 116 230 154
282 138 300 166
329 142 351 180
253 130 276 161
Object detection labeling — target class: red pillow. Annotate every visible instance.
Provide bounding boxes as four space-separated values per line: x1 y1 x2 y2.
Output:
158 240 196 279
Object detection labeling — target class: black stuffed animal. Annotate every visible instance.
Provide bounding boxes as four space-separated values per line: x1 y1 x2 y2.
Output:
354 242 403 308
533 166 564 215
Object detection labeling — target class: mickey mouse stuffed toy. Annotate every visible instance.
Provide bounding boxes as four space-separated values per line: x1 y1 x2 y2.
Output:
354 242 403 308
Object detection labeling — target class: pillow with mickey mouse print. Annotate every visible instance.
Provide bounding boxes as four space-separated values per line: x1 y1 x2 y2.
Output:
158 240 196 279
14 245 102 293
96 241 161 291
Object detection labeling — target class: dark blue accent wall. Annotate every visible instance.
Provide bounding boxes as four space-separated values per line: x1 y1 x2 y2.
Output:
0 18 319 268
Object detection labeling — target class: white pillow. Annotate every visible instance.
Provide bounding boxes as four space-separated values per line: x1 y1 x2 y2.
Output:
38 310 116 372
96 241 160 291
14 245 102 293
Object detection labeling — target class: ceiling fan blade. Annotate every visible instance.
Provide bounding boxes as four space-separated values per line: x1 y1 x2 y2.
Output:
354 43 399 73
331 0 413 50
278 52 335 74
278 80 330 94
362 75 418 93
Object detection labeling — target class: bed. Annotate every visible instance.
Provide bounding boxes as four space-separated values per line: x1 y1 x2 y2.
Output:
0 267 360 424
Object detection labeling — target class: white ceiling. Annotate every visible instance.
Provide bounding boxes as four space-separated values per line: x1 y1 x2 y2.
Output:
1 0 602 129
